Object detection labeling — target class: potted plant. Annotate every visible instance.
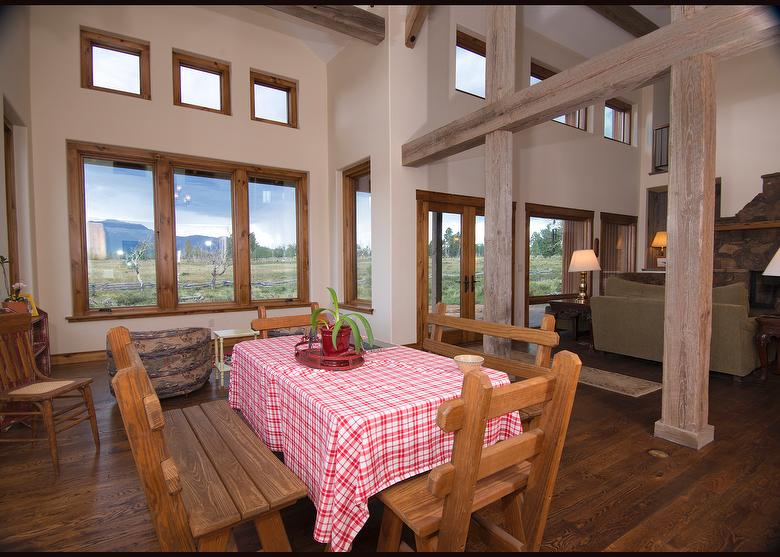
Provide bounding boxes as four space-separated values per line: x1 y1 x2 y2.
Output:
3 281 30 314
311 287 374 356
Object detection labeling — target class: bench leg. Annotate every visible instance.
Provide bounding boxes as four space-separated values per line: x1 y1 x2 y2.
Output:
377 508 403 551
255 510 292 552
197 528 232 551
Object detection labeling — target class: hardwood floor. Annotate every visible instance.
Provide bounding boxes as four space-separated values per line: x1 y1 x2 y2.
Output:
1 341 778 552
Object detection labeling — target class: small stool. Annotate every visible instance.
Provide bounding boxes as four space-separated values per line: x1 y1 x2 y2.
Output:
212 329 260 388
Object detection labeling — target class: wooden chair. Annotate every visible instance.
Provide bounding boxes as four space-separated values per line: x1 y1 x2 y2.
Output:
109 326 307 552
0 313 99 476
376 349 581 552
251 302 326 338
424 302 560 430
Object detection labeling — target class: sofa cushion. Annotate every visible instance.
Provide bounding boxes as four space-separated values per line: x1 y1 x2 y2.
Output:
604 276 664 299
712 282 748 306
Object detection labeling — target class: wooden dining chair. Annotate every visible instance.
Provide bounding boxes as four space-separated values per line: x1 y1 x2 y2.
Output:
376 349 582 552
0 313 99 476
251 302 326 338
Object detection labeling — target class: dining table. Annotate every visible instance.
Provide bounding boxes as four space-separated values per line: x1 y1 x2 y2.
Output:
228 334 523 552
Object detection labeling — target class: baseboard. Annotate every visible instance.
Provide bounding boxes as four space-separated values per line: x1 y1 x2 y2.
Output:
51 350 107 366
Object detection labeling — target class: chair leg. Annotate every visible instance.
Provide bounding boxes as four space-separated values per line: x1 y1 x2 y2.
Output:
415 534 436 552
255 510 292 552
81 385 100 451
501 490 527 544
377 508 403 552
41 400 59 476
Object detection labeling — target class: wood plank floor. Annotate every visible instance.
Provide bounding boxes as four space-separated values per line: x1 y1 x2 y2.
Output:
1 338 779 552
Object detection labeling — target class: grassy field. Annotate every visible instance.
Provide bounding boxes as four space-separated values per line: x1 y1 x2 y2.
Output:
529 254 563 296
87 255 374 308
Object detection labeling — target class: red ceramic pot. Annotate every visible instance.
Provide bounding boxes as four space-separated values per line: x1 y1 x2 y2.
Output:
320 326 352 356
2 301 28 314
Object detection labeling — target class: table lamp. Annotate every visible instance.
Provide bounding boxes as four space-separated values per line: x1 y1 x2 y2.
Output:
651 231 668 267
569 249 601 302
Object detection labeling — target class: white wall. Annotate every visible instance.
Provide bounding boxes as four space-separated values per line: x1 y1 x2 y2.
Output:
637 45 780 271
27 5 331 353
329 5 643 345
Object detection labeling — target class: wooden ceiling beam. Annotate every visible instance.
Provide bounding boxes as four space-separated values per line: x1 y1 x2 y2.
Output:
266 5 385 45
405 5 430 48
587 5 659 37
401 5 779 167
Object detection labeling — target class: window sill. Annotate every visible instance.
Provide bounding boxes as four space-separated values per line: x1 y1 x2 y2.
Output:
648 168 668 176
66 300 312 322
339 302 374 315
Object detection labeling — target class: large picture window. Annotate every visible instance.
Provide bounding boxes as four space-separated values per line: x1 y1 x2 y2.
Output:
67 141 309 320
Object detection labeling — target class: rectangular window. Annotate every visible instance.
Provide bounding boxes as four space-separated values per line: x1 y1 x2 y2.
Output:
455 30 486 99
173 50 231 115
67 141 309 319
251 70 298 128
173 168 234 304
530 62 587 131
80 28 150 99
342 160 372 309
82 157 157 309
248 178 299 300
604 98 632 144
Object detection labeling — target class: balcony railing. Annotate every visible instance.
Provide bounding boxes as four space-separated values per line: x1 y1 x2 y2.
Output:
652 124 669 174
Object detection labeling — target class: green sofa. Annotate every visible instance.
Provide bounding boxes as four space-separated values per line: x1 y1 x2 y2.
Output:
590 277 761 377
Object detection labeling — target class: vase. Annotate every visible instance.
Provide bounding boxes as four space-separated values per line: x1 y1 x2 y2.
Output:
2 300 29 314
320 326 352 356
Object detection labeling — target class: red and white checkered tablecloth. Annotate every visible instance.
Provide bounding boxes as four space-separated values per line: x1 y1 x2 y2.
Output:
229 336 522 552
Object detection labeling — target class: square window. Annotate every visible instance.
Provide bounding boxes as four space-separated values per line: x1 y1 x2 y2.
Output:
604 98 632 144
80 28 150 99
530 62 587 131
455 30 486 99
173 51 231 115
251 71 298 128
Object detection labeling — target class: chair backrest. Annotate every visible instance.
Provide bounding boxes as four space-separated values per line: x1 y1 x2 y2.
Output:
251 302 326 339
106 325 134 370
424 302 560 379
428 349 582 552
0 313 40 394
110 333 196 551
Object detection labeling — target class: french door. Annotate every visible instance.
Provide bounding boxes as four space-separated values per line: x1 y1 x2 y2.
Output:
416 191 514 345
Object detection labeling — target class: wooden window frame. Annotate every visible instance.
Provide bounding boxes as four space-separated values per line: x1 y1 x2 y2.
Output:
250 70 298 129
66 140 309 321
80 27 151 100
455 29 486 99
3 119 19 285
530 61 588 131
172 50 231 116
524 203 594 326
604 98 633 145
342 160 372 313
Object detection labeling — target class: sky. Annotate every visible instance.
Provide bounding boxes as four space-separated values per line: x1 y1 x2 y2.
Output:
455 46 485 98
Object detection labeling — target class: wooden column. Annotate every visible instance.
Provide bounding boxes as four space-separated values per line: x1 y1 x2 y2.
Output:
483 6 516 357
654 5 716 449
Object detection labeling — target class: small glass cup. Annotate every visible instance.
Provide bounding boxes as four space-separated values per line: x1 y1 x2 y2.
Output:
454 354 484 374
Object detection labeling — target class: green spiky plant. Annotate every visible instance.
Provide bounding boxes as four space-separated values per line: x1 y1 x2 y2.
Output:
311 287 374 353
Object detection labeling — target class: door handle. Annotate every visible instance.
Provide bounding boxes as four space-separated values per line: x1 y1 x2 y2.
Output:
471 274 478 293
463 275 470 293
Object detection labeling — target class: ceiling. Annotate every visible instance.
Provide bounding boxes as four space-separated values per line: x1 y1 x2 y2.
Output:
205 5 671 64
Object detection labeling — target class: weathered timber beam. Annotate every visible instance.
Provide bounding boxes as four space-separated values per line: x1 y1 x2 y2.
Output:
267 5 385 45
405 5 429 48
401 5 779 167
587 5 659 37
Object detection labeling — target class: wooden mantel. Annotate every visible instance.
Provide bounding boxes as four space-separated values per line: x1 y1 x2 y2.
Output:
714 220 780 232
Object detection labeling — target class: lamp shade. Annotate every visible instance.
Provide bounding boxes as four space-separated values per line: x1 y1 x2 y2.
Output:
764 247 780 276
651 231 668 248
568 249 601 272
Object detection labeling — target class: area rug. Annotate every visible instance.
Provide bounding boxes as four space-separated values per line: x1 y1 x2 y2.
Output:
510 350 662 398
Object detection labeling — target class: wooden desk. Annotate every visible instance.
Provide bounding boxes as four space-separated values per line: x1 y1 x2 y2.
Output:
755 315 780 381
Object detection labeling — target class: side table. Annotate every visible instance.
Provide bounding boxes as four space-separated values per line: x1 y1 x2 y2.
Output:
755 315 780 381
545 298 593 347
212 329 260 388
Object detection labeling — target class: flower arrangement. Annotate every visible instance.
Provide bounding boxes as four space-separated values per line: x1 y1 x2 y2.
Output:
6 281 27 303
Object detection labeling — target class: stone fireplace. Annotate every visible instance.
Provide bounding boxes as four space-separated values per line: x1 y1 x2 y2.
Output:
714 172 780 313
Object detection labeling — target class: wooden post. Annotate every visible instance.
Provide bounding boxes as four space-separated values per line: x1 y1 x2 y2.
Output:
654 5 716 449
483 5 516 358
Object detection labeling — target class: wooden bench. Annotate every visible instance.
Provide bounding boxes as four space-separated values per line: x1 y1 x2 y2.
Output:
109 328 307 552
422 303 560 430
251 303 326 339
